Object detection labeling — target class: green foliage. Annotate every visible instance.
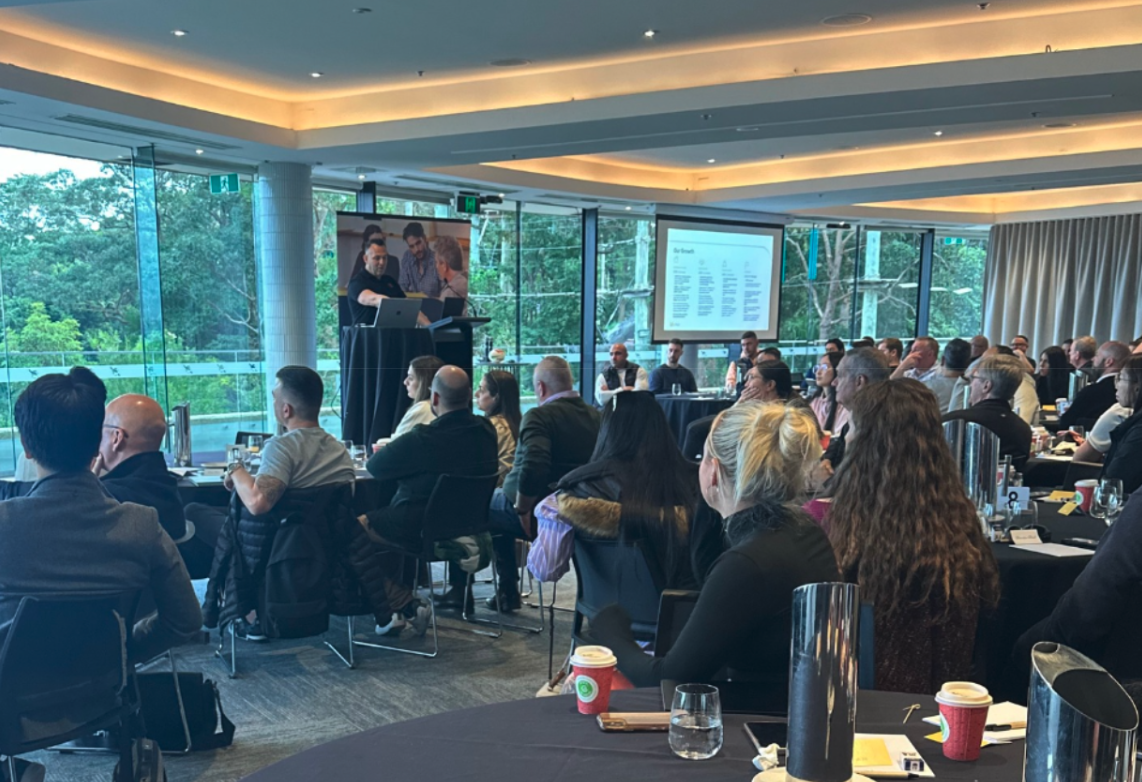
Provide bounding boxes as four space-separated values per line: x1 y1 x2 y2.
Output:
5 302 81 354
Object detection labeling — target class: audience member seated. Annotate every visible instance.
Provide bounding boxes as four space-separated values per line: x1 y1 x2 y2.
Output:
1069 335 1099 379
648 338 698 394
347 234 404 325
595 342 648 406
809 351 848 434
0 372 202 664
820 347 892 477
389 355 445 442
588 403 838 688
1012 491 1142 687
682 360 808 460
1072 402 1132 464
527 390 713 590
1036 345 1072 406
434 369 521 612
892 336 956 410
989 345 1040 425
361 366 498 632
939 338 972 413
759 346 782 362
877 337 903 370
724 331 762 395
1010 334 1036 373
969 334 989 361
828 379 1000 693
11 367 107 483
1100 355 1142 494
487 357 601 611
1134 337 1142 355
851 337 875 350
199 366 356 640
944 355 1033 471
1058 341 1131 430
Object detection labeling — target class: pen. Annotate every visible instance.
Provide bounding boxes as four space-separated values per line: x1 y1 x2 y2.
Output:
985 722 1026 731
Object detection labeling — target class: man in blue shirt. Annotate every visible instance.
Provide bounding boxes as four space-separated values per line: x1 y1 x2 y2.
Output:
398 222 442 297
649 338 698 394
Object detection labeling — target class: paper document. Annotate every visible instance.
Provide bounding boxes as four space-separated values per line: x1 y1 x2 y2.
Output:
1012 543 1094 558
854 734 934 778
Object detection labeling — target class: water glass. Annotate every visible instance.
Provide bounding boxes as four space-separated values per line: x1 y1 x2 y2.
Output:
1091 479 1124 525
672 382 682 396
1069 426 1085 442
246 434 265 454
669 683 722 760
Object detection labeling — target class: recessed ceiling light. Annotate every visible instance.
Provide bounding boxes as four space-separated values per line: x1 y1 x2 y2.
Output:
171 29 188 36
707 158 717 164
1043 122 1077 128
194 149 204 155
490 58 531 67
643 29 657 38
821 13 872 27
624 206 632 211
358 174 366 180
352 7 372 12
310 72 324 78
498 193 505 198
933 130 944 136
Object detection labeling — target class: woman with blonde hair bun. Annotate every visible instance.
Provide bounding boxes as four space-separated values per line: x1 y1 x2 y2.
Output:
589 402 838 690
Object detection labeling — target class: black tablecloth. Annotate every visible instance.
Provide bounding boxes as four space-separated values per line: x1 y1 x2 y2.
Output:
340 326 433 446
245 689 1026 782
982 504 1104 690
657 396 732 448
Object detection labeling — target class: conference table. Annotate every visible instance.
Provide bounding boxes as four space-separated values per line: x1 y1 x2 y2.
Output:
656 395 733 449
244 689 1027 782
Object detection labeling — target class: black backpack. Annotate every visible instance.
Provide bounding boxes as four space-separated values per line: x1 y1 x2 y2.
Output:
261 514 331 639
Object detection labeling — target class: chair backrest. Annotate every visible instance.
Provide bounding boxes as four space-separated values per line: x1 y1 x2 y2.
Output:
654 589 699 658
0 591 139 754
1063 460 1103 491
421 473 500 553
573 537 663 639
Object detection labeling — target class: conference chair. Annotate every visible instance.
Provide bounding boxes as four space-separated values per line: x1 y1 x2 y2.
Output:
1063 460 1104 491
0 592 150 782
349 472 504 660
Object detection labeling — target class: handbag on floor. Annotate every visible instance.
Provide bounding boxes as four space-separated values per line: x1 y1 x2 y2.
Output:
137 672 236 752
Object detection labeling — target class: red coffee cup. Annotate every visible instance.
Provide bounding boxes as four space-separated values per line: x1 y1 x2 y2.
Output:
570 646 617 715
1074 479 1098 513
935 681 992 761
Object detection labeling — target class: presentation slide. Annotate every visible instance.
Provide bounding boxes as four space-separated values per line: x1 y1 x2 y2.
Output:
652 216 784 343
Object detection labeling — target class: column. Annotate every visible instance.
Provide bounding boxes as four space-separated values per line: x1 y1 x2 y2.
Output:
255 162 316 418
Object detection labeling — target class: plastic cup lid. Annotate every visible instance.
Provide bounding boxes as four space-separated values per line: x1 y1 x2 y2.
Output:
936 681 992 707
570 645 617 669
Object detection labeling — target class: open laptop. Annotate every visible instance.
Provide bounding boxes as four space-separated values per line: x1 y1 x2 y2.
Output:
372 298 420 328
418 297 466 323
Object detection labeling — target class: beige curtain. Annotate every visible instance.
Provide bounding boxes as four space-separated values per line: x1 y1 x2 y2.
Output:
984 216 1142 352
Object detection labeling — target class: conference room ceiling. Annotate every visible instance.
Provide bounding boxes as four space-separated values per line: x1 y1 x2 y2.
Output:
3 0 1142 224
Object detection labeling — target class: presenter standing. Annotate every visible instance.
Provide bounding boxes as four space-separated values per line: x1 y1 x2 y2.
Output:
724 330 761 395
399 222 443 297
596 343 649 406
347 236 405 325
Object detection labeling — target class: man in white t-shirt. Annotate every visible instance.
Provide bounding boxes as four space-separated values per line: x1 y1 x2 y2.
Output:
1072 403 1133 464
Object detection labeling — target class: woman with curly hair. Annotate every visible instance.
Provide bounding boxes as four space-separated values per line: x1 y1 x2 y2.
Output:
827 378 1000 693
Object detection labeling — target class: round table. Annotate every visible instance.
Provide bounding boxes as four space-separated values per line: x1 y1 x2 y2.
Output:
656 396 733 449
244 689 1026 782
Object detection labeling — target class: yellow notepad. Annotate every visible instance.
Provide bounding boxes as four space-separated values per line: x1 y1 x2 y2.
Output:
854 738 892 768
1048 490 1075 502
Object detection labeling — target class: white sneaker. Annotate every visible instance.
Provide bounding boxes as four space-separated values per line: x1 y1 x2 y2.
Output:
375 613 406 636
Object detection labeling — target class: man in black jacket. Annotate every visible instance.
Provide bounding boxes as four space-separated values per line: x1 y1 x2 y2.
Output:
363 365 499 629
1059 341 1130 431
486 356 601 611
943 354 1033 471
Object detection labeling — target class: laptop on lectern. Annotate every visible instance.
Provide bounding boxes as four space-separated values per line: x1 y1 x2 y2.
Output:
418 297 465 323
372 298 420 328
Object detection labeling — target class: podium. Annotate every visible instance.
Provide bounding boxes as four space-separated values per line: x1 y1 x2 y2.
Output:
340 317 490 445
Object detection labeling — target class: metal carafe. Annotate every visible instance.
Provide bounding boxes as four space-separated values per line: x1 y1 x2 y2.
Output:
1024 642 1137 782
170 402 192 468
1069 370 1089 400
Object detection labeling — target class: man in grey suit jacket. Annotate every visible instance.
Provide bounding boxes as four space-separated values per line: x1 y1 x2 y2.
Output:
0 372 202 665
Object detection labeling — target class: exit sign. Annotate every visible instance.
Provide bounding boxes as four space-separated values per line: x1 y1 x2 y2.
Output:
456 193 481 214
210 173 240 194
943 237 966 245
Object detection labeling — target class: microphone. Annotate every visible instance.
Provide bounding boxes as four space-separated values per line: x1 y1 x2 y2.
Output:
462 296 480 317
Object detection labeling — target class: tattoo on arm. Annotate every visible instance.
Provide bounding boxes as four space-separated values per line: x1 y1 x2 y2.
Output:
254 475 286 510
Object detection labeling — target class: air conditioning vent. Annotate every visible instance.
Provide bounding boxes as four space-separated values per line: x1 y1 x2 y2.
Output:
51 114 240 150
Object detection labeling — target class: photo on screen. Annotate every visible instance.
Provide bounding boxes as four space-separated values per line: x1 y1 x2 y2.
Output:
652 215 785 343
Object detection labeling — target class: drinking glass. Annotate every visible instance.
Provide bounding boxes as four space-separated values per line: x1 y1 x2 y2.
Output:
669 684 722 760
1069 426 1085 442
1092 479 1124 525
672 382 682 396
246 434 264 454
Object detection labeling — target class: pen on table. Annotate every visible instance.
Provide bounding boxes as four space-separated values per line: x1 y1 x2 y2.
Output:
985 722 1026 731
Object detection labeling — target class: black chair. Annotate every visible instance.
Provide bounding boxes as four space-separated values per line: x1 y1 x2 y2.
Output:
350 473 502 659
1063 460 1103 490
0 592 147 782
571 537 663 652
234 431 273 447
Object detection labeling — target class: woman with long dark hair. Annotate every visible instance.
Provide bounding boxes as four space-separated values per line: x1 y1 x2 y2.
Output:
588 402 838 687
386 355 445 443
809 351 848 433
1036 345 1072 406
1101 355 1142 494
826 379 1000 692
527 391 701 589
474 370 521 486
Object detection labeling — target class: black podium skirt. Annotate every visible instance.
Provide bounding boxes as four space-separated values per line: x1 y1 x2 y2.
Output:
340 326 434 445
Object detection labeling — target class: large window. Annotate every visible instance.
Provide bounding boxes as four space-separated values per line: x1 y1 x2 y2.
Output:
929 233 988 340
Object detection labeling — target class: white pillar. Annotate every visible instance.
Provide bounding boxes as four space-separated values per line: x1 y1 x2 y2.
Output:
255 162 315 419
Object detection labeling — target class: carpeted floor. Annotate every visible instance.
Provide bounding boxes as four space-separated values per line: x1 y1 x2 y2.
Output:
24 568 578 782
